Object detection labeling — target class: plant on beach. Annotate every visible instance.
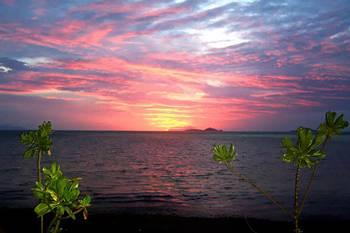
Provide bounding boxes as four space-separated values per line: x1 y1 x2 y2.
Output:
212 112 348 233
21 121 91 233
21 121 52 184
34 163 91 233
21 121 52 233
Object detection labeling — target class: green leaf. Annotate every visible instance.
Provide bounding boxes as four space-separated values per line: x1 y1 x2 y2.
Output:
282 137 293 149
282 153 293 163
212 144 236 164
297 127 313 151
326 111 336 126
47 189 59 202
318 112 349 138
57 206 65 216
314 133 326 147
20 132 34 145
310 150 326 160
51 162 59 174
317 123 327 136
34 203 51 216
33 187 46 199
20 121 53 159
335 114 349 130
24 148 35 158
43 162 63 179
80 195 91 207
281 127 326 168
34 161 92 224
64 207 76 220
42 167 49 175
56 178 67 196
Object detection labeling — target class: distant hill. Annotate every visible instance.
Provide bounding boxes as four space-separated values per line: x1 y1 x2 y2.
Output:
184 127 223 132
204 127 223 132
183 129 202 132
0 124 26 130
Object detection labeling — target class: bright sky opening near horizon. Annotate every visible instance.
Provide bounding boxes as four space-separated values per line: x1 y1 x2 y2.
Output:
0 0 349 131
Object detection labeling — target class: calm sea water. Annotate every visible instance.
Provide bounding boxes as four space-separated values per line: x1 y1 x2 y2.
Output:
0 131 349 220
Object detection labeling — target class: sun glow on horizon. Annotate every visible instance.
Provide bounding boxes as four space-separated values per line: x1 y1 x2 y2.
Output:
144 107 192 131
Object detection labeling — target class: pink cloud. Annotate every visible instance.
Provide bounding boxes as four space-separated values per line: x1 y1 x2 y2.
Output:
0 21 113 49
0 56 311 130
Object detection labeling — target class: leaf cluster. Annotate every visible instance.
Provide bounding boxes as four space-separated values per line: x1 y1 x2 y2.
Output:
20 121 53 158
281 112 348 168
318 112 349 138
212 144 236 164
210 111 348 233
281 128 325 168
33 163 91 221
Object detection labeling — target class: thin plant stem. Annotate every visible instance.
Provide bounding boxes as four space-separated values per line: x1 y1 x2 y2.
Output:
298 136 329 216
37 152 44 233
37 152 42 184
294 166 301 233
52 218 61 233
48 214 59 233
225 162 293 219
61 208 84 220
40 215 44 233
244 215 258 233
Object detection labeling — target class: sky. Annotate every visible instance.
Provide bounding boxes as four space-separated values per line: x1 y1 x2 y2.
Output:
0 0 349 131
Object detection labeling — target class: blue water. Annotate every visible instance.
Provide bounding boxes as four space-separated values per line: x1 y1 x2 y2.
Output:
0 131 349 220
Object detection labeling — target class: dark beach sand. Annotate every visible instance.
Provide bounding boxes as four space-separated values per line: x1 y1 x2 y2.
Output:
0 208 349 233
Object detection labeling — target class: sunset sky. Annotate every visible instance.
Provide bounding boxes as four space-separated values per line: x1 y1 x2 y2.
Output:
0 0 349 131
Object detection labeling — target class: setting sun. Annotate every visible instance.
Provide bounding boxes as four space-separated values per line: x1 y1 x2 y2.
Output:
144 107 191 130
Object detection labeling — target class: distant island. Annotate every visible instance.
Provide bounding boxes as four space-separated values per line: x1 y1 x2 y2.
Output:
0 124 26 130
184 127 223 132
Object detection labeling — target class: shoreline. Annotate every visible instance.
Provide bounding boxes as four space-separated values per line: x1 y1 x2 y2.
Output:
1 208 349 233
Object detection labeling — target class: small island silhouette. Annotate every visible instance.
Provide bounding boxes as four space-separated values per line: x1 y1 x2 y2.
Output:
183 127 223 132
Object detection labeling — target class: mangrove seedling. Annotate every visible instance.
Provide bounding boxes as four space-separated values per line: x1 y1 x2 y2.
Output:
33 162 91 233
212 111 348 233
21 121 52 183
21 121 91 233
21 121 53 233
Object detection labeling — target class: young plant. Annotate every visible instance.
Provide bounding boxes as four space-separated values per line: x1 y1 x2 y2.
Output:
21 121 52 183
282 112 348 232
212 112 348 233
33 163 91 233
281 127 325 232
21 121 53 233
21 121 91 233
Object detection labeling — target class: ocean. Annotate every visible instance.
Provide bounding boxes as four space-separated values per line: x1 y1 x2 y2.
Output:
0 131 349 221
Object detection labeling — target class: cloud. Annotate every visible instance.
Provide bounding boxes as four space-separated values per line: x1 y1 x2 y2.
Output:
0 0 349 130
0 57 30 72
0 65 12 73
18 57 54 67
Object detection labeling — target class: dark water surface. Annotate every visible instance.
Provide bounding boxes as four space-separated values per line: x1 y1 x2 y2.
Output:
0 131 349 220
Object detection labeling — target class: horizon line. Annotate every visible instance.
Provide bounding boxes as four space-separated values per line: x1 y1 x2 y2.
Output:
1 129 350 133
